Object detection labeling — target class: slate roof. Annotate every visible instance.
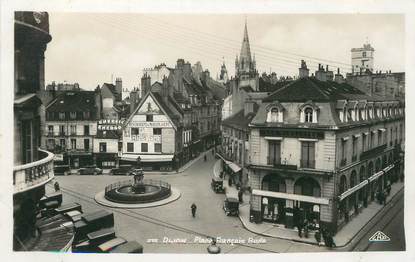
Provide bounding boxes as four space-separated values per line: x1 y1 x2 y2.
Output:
46 91 98 116
263 77 386 103
258 78 291 93
152 92 182 127
222 104 258 130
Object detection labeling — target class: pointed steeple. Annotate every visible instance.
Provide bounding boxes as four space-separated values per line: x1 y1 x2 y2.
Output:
236 17 255 76
240 18 252 67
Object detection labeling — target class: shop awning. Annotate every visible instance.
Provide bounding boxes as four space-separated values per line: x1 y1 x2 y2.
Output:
227 162 242 173
120 154 174 162
339 163 395 201
252 189 330 205
338 180 368 201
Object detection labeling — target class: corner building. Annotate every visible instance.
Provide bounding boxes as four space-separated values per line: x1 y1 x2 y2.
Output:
247 67 404 233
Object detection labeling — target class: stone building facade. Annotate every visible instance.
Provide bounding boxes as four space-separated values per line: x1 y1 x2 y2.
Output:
247 65 405 233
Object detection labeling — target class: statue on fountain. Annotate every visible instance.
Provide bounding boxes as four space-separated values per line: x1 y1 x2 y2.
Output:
132 168 145 193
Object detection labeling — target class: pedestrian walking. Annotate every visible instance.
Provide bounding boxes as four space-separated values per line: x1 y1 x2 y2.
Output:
238 190 243 203
314 228 322 245
54 181 60 192
328 232 336 248
303 219 309 238
191 203 197 218
204 154 207 162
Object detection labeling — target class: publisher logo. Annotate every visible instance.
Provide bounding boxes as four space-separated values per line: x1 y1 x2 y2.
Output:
369 231 390 242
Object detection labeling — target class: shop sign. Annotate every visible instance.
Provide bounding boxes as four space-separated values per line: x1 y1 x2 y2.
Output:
131 134 162 142
98 119 125 130
129 122 170 128
54 154 64 161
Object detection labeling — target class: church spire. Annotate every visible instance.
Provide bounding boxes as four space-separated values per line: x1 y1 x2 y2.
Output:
236 17 255 76
240 18 252 66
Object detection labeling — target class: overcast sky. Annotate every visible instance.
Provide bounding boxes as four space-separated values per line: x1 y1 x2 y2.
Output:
44 13 405 90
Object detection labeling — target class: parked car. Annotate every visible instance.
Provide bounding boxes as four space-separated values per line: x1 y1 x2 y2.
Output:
211 177 225 193
54 165 70 176
223 197 239 216
79 166 103 175
111 165 134 176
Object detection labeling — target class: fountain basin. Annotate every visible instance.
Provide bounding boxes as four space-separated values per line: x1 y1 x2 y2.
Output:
104 179 171 204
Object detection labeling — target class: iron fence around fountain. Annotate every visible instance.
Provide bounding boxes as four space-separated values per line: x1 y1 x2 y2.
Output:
104 178 172 204
105 179 171 193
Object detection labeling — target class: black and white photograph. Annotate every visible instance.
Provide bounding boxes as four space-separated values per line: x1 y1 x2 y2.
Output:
2 0 415 260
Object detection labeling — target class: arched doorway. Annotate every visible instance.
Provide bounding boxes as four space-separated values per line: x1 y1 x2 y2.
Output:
261 174 286 223
294 177 321 223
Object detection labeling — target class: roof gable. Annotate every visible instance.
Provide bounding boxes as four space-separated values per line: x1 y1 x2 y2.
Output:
124 92 177 130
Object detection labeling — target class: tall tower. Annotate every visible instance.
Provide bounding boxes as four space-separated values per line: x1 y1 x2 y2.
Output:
351 43 374 74
235 19 256 79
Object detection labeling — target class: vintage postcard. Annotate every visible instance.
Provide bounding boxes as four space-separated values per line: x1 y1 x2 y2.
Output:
1 0 414 261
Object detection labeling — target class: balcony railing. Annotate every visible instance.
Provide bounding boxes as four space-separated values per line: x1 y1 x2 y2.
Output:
267 156 281 166
300 159 315 169
360 144 387 161
266 157 297 170
13 149 54 194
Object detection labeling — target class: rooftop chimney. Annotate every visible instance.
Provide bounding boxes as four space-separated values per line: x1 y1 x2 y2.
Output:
315 64 327 81
115 77 122 98
298 60 309 78
334 68 345 83
141 73 151 98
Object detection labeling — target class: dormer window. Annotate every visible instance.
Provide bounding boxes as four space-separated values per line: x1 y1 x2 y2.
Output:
376 107 381 118
300 101 319 124
266 102 284 123
359 108 366 120
305 108 313 123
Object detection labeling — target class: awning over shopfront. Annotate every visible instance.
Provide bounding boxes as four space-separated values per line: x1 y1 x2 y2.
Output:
338 180 368 201
227 162 242 173
252 189 330 205
120 154 174 162
339 163 395 201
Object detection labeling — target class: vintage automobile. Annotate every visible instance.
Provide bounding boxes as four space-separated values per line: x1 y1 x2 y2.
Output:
223 197 239 216
73 209 115 244
53 165 70 176
78 166 103 175
211 177 225 193
111 165 134 176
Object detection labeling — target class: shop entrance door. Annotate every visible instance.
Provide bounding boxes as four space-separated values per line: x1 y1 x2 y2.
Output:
73 158 79 168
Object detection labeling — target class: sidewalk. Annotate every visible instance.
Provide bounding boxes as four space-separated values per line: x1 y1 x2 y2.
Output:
74 149 213 176
213 159 405 247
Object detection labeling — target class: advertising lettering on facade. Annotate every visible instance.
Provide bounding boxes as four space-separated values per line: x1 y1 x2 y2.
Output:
98 119 125 130
129 122 170 128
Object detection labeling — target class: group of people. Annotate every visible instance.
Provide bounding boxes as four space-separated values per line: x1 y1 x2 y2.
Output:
376 181 392 206
295 216 336 248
